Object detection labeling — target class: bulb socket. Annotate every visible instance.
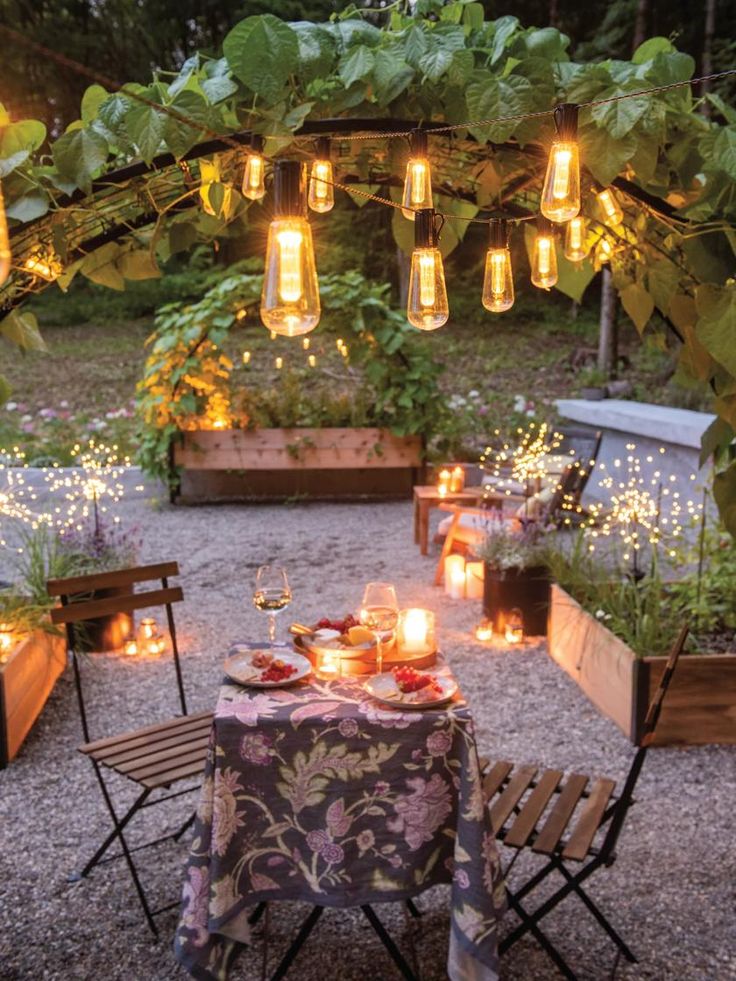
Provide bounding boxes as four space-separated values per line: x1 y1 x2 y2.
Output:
411 128 428 157
488 219 510 250
415 208 438 248
273 160 307 218
553 103 578 141
315 136 331 160
536 216 555 237
250 134 265 154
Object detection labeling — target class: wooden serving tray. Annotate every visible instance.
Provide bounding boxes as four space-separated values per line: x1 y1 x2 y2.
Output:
292 636 437 676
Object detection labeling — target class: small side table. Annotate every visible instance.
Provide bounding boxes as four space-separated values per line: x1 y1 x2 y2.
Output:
413 484 482 555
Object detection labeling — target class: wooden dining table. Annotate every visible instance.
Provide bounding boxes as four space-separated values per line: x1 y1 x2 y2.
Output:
174 644 506 980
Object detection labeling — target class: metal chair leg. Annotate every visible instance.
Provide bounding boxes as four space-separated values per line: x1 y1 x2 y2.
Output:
503 889 577 981
72 783 151 879
361 905 417 981
269 906 323 981
555 862 637 963
405 898 421 919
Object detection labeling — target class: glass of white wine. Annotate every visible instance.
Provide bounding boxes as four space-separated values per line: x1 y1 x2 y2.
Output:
360 582 399 676
253 565 292 644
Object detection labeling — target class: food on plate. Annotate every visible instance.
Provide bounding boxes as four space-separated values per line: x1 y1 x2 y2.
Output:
251 650 273 669
316 614 359 634
346 625 375 646
391 666 444 700
259 658 298 683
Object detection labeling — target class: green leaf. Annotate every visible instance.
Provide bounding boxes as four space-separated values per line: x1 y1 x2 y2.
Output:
466 73 533 142
490 16 519 65
632 37 674 64
119 250 161 281
201 74 238 104
291 22 336 80
1 119 47 159
0 374 11 406
164 91 210 159
713 460 736 538
338 45 375 88
647 259 680 316
555 253 596 303
5 191 49 222
80 242 125 290
695 283 736 375
223 15 299 102
590 85 649 139
462 3 484 32
578 124 636 186
0 309 47 351
126 99 167 164
403 25 429 68
51 126 108 192
0 150 32 178
700 417 734 468
712 128 736 180
447 49 474 87
620 283 654 334
81 84 109 123
372 50 414 106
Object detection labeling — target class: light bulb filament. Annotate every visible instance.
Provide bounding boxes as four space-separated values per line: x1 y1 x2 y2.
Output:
276 229 303 303
537 237 552 276
551 148 571 199
312 161 330 200
247 156 263 191
418 252 436 307
410 161 428 206
491 252 506 296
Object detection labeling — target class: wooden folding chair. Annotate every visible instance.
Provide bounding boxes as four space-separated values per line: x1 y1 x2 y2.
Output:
482 623 689 979
47 561 213 936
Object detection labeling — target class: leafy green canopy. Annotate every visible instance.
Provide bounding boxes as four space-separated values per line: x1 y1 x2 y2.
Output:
0 5 735 521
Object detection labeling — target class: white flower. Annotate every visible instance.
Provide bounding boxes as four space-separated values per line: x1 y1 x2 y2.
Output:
595 609 606 619
5 402 17 411
468 389 480 399
21 414 32 423
513 395 526 413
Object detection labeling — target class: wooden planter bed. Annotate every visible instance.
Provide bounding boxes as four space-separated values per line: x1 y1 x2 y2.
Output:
1 630 66 767
171 427 425 503
547 584 736 746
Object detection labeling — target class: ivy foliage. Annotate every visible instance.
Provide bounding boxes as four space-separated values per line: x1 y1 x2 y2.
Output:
136 267 443 483
1 4 736 523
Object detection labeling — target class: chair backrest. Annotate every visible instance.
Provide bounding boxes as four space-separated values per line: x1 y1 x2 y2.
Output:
542 463 578 524
599 623 689 861
47 561 188 742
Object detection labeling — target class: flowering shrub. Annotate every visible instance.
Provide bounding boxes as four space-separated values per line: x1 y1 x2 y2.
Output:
0 400 136 465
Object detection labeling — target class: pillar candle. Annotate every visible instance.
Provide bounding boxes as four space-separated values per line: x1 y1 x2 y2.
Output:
445 554 466 599
465 561 484 600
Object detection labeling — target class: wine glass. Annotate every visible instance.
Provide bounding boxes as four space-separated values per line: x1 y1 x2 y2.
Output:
360 582 399 675
253 565 292 644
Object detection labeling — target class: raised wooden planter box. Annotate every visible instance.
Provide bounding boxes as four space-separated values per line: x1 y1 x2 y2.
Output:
0 630 66 767
172 427 425 503
547 583 736 746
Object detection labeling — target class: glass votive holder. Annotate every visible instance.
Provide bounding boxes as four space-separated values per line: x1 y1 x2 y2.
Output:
397 608 436 656
505 608 524 645
474 619 493 643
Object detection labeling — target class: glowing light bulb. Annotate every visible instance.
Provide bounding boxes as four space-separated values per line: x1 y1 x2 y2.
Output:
308 139 334 214
598 237 613 263
0 181 10 285
407 209 448 331
242 136 266 201
531 222 558 290
242 350 251 365
261 161 320 338
564 216 589 262
482 219 514 313
401 129 433 220
597 187 623 226
540 104 580 223
23 246 62 282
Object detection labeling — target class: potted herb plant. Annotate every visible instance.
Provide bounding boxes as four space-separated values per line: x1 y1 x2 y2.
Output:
475 518 551 636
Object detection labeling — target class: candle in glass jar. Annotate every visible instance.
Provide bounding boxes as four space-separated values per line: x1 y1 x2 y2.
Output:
319 651 341 679
139 617 158 640
465 561 484 599
474 620 493 642
450 465 465 493
398 608 435 654
505 608 524 644
0 622 13 652
437 468 451 494
123 639 139 657
445 554 466 599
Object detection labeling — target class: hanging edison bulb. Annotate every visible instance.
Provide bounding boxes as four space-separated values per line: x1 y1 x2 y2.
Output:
402 129 433 220
531 218 558 290
407 209 449 331
564 215 589 262
0 181 10 286
482 219 514 313
597 236 613 264
596 186 624 226
540 104 580 224
308 137 335 214
242 135 266 201
260 160 320 338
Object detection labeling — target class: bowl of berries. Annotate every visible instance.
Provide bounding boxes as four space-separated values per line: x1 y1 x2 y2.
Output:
364 665 457 709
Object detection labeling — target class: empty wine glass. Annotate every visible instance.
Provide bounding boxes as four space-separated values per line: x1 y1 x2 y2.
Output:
360 581 398 675
253 565 292 644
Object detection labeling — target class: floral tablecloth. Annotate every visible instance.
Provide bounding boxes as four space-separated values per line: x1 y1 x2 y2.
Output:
174 651 506 980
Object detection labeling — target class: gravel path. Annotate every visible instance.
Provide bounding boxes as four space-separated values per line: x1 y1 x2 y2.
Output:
1 497 734 981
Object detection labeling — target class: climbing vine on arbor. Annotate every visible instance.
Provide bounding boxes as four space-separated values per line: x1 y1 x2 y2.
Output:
0 5 736 526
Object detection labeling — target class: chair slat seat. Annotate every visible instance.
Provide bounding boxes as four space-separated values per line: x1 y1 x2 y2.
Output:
482 760 513 802
532 773 589 855
490 764 537 833
99 719 214 767
562 777 616 861
504 769 563 848
80 710 213 758
110 732 212 775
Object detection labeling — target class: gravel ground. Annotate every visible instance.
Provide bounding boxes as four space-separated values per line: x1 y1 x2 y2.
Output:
1 497 734 981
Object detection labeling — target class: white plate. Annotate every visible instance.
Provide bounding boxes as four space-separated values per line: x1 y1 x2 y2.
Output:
364 672 458 710
224 648 312 688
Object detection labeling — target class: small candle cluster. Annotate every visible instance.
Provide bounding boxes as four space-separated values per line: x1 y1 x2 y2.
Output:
436 465 465 497
444 554 484 600
124 617 167 657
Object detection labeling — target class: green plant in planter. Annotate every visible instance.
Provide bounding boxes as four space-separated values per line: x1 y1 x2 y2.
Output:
476 518 551 572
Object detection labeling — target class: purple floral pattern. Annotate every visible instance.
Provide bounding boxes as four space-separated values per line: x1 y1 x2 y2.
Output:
175 651 505 981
